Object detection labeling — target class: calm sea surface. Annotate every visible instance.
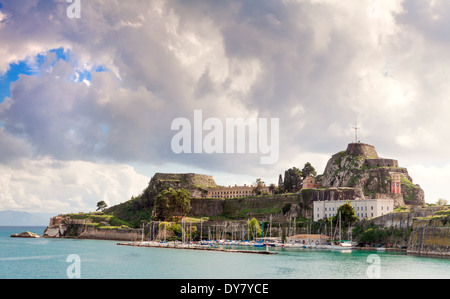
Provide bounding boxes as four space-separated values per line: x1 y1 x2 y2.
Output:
0 226 449 279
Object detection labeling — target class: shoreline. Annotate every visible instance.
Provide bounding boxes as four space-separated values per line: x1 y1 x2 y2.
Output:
353 247 407 253
116 241 411 255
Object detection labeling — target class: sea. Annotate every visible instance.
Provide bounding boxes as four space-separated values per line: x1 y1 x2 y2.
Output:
1 226 449 280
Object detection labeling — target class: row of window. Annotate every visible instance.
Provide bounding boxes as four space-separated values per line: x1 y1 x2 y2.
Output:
318 205 390 212
319 212 376 219
210 190 252 195
211 195 247 198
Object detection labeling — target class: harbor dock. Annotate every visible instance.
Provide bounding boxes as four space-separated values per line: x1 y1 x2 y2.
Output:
116 241 277 254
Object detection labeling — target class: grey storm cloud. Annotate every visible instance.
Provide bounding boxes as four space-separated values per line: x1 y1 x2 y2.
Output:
1 0 449 166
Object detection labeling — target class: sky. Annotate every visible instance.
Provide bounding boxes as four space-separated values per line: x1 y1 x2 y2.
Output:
0 0 449 214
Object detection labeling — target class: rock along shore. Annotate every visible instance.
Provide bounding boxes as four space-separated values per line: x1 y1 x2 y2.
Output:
10 231 41 238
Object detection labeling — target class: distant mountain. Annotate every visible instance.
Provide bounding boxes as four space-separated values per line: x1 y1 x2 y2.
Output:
0 210 59 226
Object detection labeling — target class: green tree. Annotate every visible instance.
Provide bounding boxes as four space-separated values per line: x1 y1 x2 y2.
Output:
333 202 359 227
283 167 303 192
153 188 191 221
437 198 448 206
302 162 317 179
96 201 108 211
253 178 266 195
248 218 262 240
268 183 276 194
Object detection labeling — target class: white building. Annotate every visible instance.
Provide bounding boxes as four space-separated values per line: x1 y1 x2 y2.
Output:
313 198 394 222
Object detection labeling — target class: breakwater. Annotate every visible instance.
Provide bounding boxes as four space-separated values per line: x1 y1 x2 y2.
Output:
116 241 276 254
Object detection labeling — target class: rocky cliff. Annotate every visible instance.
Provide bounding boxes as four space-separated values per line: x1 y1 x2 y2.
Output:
318 143 425 206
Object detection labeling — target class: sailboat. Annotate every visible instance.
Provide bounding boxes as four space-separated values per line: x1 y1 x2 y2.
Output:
332 211 355 250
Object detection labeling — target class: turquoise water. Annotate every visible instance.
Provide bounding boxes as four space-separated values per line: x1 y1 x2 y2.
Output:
1 227 449 279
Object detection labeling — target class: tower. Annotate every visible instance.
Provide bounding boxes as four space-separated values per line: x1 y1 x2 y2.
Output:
390 173 401 194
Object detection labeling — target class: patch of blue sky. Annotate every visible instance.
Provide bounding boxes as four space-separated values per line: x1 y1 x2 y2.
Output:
74 64 108 85
0 60 37 103
50 47 71 62
0 47 68 102
0 47 107 102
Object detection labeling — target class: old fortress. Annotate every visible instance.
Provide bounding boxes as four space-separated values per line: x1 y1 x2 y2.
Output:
152 141 424 222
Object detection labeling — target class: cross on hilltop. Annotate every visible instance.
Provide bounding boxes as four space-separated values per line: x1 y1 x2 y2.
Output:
352 123 359 143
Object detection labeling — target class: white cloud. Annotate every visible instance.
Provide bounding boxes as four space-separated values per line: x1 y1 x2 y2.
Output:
0 157 150 214
408 163 450 203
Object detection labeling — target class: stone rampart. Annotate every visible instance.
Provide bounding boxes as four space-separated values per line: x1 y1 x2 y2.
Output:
365 158 399 168
44 216 143 241
346 143 379 157
407 217 450 257
79 226 142 241
189 193 308 220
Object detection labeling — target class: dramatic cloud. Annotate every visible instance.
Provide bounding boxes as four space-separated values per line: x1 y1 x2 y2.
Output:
1 0 450 212
0 157 150 213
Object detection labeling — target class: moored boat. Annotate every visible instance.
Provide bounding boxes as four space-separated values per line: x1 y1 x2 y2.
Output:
332 241 355 250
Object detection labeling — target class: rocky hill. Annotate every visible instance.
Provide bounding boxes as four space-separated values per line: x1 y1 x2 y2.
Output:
104 173 217 226
317 143 425 206
146 173 217 197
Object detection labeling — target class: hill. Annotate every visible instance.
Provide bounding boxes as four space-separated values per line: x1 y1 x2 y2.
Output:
317 143 425 206
105 173 217 226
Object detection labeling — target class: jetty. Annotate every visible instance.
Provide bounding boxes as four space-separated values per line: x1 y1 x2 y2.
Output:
116 241 277 254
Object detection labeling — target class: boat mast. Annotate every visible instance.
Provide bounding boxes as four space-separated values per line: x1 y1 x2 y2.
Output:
338 211 341 244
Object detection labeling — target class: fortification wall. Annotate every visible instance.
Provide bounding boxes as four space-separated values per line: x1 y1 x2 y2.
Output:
364 212 416 229
189 188 362 220
189 197 225 217
152 173 217 188
44 218 142 241
189 193 308 220
362 207 442 229
365 158 399 168
307 187 363 202
79 226 142 241
407 217 450 257
346 143 379 157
